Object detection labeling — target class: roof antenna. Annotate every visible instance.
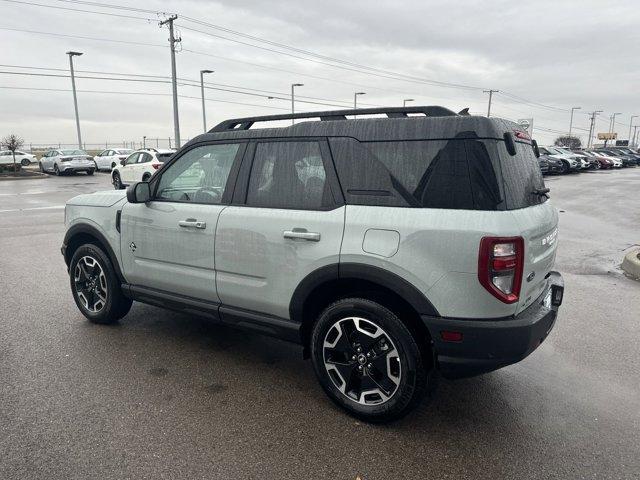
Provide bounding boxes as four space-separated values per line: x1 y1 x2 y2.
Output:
458 108 470 116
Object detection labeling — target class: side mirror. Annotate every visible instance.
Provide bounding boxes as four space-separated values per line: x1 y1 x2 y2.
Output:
532 139 540 158
126 182 150 204
120 159 126 166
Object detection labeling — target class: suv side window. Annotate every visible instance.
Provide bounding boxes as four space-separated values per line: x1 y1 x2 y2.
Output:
138 153 152 163
125 153 139 165
155 143 240 205
246 141 330 210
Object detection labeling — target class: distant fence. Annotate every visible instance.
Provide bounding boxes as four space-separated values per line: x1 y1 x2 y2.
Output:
23 138 189 156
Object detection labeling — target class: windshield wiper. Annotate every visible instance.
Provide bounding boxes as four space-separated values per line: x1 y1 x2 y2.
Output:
532 187 550 197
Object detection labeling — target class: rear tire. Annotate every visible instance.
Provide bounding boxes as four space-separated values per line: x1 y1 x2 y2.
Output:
311 298 431 423
69 244 132 324
87 169 94 176
21 158 29 166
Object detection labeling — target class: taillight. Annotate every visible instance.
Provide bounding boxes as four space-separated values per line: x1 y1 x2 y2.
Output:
478 236 524 304
151 163 162 170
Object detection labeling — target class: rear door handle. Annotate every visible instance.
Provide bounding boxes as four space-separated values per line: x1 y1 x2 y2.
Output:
178 219 207 229
283 229 321 242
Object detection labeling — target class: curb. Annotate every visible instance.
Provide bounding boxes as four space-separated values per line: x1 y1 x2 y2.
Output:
0 173 49 181
621 249 640 280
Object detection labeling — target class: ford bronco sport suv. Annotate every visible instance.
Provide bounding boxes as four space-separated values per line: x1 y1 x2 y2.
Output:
62 106 564 422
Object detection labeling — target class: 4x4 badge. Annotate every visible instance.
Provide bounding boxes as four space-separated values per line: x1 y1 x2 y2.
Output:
129 242 137 253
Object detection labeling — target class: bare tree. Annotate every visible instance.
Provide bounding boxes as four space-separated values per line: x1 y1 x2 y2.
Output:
1 134 24 173
554 135 581 150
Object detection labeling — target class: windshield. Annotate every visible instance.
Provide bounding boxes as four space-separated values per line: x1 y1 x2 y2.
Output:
60 149 87 156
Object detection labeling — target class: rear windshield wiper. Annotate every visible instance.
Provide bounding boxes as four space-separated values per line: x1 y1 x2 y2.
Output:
532 187 550 197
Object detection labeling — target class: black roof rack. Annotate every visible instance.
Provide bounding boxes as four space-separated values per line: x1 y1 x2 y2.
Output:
209 106 458 132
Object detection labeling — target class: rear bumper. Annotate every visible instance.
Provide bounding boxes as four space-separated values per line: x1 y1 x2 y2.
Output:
60 163 94 172
422 271 564 379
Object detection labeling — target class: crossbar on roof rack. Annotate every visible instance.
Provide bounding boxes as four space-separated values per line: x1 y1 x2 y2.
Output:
209 106 458 132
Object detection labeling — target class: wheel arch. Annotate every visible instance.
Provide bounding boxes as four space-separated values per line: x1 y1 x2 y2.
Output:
291 263 438 358
63 224 126 284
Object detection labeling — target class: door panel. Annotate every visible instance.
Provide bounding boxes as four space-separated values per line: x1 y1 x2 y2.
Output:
215 206 345 319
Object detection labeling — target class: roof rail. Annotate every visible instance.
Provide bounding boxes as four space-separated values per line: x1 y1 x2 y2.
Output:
209 106 458 132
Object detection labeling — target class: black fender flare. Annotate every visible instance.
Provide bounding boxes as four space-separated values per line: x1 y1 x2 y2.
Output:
62 223 126 283
289 262 440 323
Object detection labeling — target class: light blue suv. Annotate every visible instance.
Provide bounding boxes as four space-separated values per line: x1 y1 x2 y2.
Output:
62 107 564 422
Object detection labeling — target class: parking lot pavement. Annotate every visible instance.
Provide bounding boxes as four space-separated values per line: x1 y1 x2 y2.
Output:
1 169 638 480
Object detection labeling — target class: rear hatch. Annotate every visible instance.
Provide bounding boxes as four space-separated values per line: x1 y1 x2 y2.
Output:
495 131 559 314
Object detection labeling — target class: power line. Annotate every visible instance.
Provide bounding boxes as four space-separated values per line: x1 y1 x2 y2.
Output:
0 0 156 21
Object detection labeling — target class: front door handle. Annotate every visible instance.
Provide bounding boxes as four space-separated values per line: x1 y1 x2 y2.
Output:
283 229 321 242
178 219 207 229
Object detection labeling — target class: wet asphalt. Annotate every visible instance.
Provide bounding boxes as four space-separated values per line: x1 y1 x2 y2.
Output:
0 168 639 479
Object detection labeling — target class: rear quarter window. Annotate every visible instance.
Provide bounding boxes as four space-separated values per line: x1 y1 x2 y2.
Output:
496 140 547 209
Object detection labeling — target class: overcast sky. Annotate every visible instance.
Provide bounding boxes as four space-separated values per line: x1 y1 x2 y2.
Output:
2 0 639 148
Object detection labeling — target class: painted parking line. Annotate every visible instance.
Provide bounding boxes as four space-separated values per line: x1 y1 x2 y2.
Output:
0 205 65 213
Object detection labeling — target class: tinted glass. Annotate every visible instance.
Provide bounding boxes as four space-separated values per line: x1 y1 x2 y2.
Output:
156 153 173 162
60 149 87 156
156 143 239 204
246 141 330 209
496 140 547 209
330 137 502 210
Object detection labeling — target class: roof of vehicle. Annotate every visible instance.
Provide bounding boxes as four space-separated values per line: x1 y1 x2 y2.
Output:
135 148 175 155
187 106 523 144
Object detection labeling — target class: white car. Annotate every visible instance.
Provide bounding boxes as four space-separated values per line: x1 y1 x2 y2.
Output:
111 148 175 189
93 148 134 172
0 150 37 167
40 149 95 176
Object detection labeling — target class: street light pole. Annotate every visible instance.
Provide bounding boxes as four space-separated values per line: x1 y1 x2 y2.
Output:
66 51 83 149
160 15 181 148
200 69 214 132
483 89 499 117
609 112 621 134
587 110 602 148
291 83 303 125
569 106 581 136
627 115 637 144
633 125 639 148
354 92 366 109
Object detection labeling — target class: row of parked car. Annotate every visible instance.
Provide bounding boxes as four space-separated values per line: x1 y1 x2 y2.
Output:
537 146 640 174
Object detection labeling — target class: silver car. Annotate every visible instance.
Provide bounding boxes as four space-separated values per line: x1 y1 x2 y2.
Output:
40 149 95 176
61 107 564 422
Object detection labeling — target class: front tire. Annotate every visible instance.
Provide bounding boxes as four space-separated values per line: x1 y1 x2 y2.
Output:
54 164 61 176
69 244 132 324
112 171 123 189
21 158 30 166
311 298 431 423
87 169 94 176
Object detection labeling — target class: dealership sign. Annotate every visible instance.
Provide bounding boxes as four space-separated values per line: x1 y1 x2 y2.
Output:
597 132 617 140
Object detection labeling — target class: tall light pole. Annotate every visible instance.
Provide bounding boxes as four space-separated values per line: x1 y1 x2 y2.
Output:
483 89 499 117
569 106 581 136
403 98 414 107
354 92 366 109
627 115 637 144
291 83 303 125
633 125 639 148
66 51 83 149
587 110 602 148
609 112 621 134
160 15 181 148
200 69 214 132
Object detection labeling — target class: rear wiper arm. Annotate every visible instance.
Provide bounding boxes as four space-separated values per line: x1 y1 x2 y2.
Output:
532 187 550 197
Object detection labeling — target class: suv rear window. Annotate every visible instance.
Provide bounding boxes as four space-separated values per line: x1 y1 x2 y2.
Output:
156 153 173 162
329 136 546 211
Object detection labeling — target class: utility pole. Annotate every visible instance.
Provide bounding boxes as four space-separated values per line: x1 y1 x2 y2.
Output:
483 89 499 117
200 69 214 132
587 110 602 148
66 51 83 149
354 92 366 109
403 98 414 107
160 15 181 148
569 106 581 136
627 115 637 144
609 112 621 134
291 83 303 125
633 125 639 148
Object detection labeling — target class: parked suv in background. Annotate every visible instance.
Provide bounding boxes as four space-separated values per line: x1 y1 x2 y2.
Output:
539 146 580 173
62 107 564 422
111 148 175 189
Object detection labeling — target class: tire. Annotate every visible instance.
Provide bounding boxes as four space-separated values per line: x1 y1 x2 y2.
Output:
69 243 132 324
311 298 431 423
560 161 569 174
87 169 94 176
142 173 151 182
54 164 61 176
113 171 123 190
21 158 30 166
39 162 44 172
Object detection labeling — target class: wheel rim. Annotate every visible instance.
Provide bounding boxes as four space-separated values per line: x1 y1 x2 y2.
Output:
323 317 401 406
113 174 120 188
74 256 108 313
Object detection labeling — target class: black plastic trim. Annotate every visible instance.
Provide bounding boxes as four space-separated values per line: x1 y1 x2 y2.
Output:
62 224 126 284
